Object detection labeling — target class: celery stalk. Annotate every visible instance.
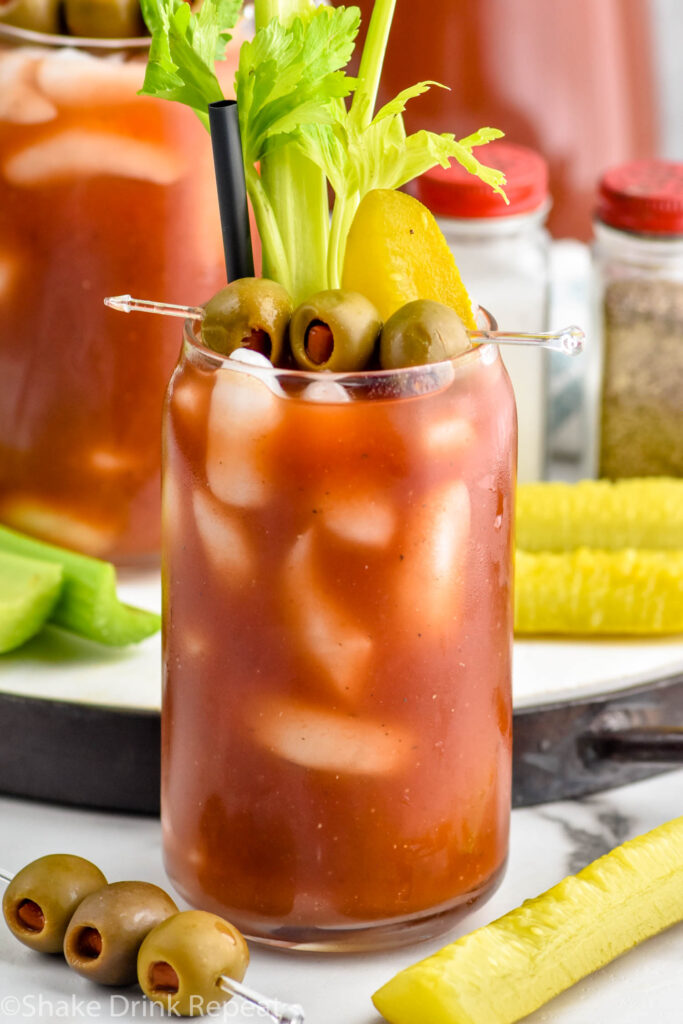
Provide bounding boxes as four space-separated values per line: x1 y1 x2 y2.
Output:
143 0 504 299
254 0 330 305
0 551 63 654
245 165 292 294
327 192 356 288
0 526 160 646
260 147 330 303
351 0 395 126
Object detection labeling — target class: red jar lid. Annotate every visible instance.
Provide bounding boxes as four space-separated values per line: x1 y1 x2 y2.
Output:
414 141 549 219
596 160 683 235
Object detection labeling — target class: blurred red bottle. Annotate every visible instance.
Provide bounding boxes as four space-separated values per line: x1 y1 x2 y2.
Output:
350 0 658 240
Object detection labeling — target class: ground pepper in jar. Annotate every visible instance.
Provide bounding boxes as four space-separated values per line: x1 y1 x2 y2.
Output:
593 161 683 479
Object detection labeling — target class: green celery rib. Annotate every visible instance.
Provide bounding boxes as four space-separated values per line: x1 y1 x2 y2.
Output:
0 526 160 646
351 0 396 127
0 551 63 654
254 0 330 304
260 145 330 304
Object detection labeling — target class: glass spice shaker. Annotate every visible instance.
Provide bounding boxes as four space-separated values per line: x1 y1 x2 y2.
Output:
593 160 683 479
414 142 551 482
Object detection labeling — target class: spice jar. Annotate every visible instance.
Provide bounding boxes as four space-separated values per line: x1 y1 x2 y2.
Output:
414 142 551 482
593 160 683 479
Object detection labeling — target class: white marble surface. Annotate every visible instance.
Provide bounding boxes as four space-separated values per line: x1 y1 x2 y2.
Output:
0 770 681 1023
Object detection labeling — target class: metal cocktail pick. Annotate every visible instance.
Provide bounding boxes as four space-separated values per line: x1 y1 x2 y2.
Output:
104 294 585 356
0 866 305 1024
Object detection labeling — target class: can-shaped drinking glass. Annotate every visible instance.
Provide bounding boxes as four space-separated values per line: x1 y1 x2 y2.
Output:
161 319 516 950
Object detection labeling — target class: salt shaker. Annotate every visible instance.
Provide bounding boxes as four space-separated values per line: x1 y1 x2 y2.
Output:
593 160 683 479
414 142 551 481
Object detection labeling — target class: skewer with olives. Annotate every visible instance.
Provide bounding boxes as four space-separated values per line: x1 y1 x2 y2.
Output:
106 287 481 374
1 855 304 1021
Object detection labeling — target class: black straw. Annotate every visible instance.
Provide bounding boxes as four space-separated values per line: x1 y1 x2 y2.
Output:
208 100 255 281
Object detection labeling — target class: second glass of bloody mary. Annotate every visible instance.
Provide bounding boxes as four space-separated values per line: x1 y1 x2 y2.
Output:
0 23 241 564
161 316 516 950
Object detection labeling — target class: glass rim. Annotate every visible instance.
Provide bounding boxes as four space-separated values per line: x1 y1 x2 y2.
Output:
181 311 499 384
0 20 150 50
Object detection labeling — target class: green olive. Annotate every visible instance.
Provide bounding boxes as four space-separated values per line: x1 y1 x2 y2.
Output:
2 855 107 954
0 0 61 34
380 299 471 369
138 910 249 1017
64 881 178 986
201 278 293 364
63 0 145 38
289 289 381 372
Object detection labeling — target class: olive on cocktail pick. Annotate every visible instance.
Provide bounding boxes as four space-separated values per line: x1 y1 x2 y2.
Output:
289 289 382 372
1 855 107 954
380 298 472 370
138 910 304 1021
201 278 293 363
63 881 178 986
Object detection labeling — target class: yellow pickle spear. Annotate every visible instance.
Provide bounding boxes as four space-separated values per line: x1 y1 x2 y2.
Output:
373 816 683 1024
516 478 683 552
514 548 683 635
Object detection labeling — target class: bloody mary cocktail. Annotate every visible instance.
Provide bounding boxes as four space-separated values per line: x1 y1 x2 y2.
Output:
0 26 239 563
161 322 516 949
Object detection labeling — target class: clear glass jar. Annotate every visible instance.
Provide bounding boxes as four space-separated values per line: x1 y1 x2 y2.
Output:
161 318 516 951
414 142 551 482
0 23 241 564
593 160 683 479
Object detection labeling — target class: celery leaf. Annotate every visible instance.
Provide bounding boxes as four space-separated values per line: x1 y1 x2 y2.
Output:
236 6 359 165
139 0 242 128
292 80 507 284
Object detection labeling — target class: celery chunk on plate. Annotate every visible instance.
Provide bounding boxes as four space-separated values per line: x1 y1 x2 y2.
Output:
0 550 63 653
0 525 160 646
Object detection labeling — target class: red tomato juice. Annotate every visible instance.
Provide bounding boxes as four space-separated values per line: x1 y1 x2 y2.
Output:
161 325 516 949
